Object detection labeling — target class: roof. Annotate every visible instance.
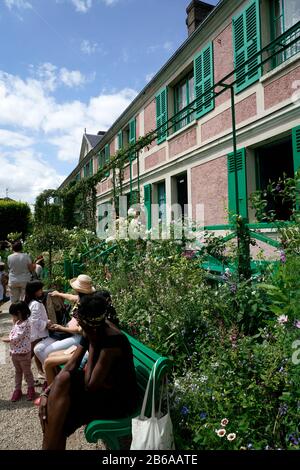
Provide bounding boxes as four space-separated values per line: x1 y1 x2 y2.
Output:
85 133 105 149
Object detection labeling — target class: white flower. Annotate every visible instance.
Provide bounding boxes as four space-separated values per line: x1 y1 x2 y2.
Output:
221 418 229 427
199 375 208 383
227 433 236 441
128 208 136 217
215 429 226 437
106 236 115 243
278 315 288 324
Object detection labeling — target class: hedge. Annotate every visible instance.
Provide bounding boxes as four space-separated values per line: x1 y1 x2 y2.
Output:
0 200 31 240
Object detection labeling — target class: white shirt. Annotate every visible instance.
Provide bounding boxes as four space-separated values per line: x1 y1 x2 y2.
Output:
8 252 32 284
29 300 49 342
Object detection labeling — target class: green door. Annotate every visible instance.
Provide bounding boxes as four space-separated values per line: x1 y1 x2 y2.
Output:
227 148 248 221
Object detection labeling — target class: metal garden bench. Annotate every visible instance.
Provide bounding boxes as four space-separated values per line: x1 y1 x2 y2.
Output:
84 331 171 450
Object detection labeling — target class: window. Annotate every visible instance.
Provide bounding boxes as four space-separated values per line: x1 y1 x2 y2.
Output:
75 172 81 182
227 148 248 221
157 182 166 224
98 145 110 177
129 118 136 160
255 137 295 220
84 160 93 178
144 184 152 230
173 72 195 132
270 0 300 67
156 88 168 144
233 0 261 93
194 42 214 117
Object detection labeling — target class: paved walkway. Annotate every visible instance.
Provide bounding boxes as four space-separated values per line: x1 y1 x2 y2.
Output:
0 301 100 450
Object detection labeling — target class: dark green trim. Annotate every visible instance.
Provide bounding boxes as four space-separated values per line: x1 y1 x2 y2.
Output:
233 0 261 93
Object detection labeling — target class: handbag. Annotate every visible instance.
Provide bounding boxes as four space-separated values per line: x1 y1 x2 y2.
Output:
130 362 175 450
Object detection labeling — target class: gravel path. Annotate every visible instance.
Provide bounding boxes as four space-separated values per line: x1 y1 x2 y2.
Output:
0 302 102 450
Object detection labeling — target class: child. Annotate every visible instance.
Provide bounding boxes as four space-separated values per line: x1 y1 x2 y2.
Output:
2 301 35 401
0 261 9 304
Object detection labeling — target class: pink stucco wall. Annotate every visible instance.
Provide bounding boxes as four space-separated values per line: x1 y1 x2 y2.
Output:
144 148 166 171
144 99 156 150
123 165 130 181
110 139 115 156
191 156 228 225
214 23 234 107
136 113 140 138
201 93 257 141
169 126 197 158
264 65 300 109
133 162 137 177
96 178 111 196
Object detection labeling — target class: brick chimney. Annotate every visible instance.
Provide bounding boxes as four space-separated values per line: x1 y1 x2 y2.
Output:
186 0 214 36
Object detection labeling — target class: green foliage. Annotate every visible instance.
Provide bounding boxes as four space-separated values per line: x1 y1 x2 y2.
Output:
249 171 300 222
0 200 31 240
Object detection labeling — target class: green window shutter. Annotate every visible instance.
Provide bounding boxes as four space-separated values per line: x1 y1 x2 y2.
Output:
292 126 300 209
144 184 152 230
129 118 136 160
292 126 300 172
233 0 261 93
118 130 123 150
156 88 168 144
89 160 93 176
227 148 248 221
104 144 110 177
194 42 214 119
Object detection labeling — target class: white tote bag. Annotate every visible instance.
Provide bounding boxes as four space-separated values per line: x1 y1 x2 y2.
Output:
130 362 175 450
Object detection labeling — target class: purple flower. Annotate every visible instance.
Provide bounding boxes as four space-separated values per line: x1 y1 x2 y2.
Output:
278 403 288 417
280 250 286 263
181 406 189 416
294 320 300 329
199 412 207 420
230 283 237 293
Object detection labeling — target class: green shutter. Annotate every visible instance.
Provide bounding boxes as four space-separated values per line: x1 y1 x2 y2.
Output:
227 148 248 221
292 126 300 172
129 118 136 160
233 0 261 93
144 184 152 230
104 144 110 177
194 42 214 119
118 130 123 150
292 126 300 209
156 88 168 144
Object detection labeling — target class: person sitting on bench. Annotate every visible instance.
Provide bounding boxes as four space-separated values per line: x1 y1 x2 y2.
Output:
38 292 138 450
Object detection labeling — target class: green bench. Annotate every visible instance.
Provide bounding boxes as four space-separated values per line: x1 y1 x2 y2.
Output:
84 331 171 450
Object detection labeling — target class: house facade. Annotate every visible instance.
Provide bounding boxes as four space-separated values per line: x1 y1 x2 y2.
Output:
59 0 300 239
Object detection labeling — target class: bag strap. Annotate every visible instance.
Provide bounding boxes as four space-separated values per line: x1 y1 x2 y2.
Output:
158 375 170 417
140 361 157 419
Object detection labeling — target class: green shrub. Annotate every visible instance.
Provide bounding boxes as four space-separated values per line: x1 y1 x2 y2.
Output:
0 200 31 240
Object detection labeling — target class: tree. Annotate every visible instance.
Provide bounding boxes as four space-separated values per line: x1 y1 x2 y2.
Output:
0 200 31 240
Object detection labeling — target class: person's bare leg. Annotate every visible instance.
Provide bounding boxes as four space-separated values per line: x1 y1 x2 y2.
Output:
42 370 71 450
34 355 44 376
44 354 69 385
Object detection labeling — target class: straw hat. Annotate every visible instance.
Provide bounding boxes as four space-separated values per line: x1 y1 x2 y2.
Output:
69 274 96 294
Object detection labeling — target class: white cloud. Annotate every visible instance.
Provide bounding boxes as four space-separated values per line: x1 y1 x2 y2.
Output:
147 41 174 54
4 0 32 10
28 63 92 91
0 129 34 148
0 69 137 165
0 149 64 203
101 0 119 5
69 0 92 12
145 72 155 83
80 39 99 55
163 41 174 53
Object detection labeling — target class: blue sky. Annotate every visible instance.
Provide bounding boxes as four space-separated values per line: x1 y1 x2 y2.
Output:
0 0 218 204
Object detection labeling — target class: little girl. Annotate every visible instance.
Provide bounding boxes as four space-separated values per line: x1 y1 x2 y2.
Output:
3 301 35 401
